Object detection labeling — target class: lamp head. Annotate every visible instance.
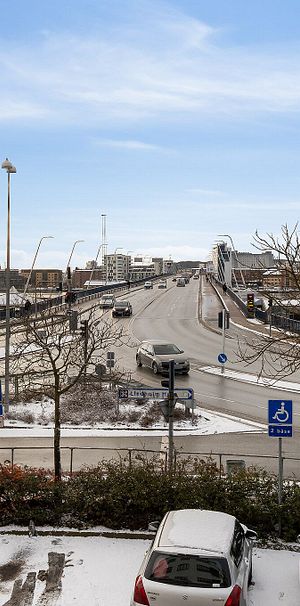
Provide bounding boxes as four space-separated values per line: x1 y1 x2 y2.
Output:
1 158 16 173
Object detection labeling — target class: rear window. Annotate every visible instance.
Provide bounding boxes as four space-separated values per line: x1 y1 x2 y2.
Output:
145 552 231 588
153 344 181 355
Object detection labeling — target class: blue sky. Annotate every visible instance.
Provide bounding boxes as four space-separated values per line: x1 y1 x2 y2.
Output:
1 0 300 268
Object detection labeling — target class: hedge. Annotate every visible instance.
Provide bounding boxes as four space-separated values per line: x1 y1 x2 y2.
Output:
0 458 299 541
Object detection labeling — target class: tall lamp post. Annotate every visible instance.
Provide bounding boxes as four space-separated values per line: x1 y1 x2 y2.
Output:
1 158 16 414
63 239 84 289
23 236 54 298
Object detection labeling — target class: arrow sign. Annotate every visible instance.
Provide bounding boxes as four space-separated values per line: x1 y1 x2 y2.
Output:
118 387 194 400
218 353 227 364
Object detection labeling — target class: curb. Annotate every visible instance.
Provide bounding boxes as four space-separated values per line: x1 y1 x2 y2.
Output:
0 528 154 539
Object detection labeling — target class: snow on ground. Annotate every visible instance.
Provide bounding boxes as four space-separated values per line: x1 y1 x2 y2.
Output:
201 365 300 392
0 533 299 606
2 395 264 437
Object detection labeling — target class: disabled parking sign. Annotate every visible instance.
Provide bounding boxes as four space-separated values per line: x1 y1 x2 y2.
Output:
268 400 293 437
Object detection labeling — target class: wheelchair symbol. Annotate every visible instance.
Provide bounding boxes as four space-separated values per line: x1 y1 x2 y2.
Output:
272 402 289 423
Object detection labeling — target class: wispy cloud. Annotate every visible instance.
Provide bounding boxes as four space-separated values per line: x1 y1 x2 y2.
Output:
0 2 300 126
94 138 167 152
187 188 226 196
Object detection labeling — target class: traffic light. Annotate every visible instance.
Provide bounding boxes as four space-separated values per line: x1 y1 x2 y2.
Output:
218 310 230 329
65 291 76 304
80 319 88 339
247 293 254 310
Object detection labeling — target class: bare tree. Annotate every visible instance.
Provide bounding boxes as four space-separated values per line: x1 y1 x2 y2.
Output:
10 307 125 480
237 223 300 380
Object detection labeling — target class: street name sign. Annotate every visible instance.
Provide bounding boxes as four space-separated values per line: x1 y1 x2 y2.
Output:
118 387 194 400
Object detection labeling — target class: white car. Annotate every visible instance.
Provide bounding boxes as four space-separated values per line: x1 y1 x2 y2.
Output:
130 509 256 606
144 281 153 289
158 280 167 289
99 294 115 308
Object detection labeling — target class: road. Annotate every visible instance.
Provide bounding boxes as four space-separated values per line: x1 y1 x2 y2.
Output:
1 277 300 476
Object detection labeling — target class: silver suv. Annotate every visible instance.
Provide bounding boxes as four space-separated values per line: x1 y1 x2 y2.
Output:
136 340 190 375
130 509 256 606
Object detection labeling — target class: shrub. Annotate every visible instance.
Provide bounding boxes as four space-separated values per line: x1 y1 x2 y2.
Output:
0 459 299 541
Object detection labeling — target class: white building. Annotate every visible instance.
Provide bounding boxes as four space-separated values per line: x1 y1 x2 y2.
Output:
104 254 131 282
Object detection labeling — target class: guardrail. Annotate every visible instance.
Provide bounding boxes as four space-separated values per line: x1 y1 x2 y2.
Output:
0 445 299 479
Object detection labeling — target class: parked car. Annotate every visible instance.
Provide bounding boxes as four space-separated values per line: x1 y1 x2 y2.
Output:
136 340 190 374
144 281 153 289
99 294 115 308
193 273 199 279
112 300 132 317
176 277 186 287
157 280 167 289
130 509 257 606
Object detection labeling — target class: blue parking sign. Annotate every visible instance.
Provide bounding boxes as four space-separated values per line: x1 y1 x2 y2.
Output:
268 400 292 438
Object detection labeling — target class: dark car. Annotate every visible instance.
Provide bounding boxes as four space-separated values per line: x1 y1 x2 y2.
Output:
112 300 132 317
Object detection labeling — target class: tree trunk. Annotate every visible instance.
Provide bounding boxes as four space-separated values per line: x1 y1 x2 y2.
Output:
54 391 61 481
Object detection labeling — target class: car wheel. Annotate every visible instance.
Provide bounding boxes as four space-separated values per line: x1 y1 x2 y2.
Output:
152 362 159 375
136 356 142 367
183 371 189 375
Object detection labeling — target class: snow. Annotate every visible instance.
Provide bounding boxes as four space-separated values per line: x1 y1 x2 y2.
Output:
201 365 300 392
0 533 299 605
2 395 264 437
161 509 236 552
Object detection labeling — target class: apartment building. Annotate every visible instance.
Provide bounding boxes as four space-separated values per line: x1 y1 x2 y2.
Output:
20 269 63 289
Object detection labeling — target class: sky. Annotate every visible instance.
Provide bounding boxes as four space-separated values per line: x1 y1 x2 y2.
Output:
1 0 300 268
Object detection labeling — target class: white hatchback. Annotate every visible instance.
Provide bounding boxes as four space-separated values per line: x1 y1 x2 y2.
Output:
130 509 256 606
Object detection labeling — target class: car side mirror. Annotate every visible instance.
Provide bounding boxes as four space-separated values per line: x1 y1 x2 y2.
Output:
148 521 160 532
245 529 257 541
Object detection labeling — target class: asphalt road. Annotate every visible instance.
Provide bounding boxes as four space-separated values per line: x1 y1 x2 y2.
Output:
1 277 300 476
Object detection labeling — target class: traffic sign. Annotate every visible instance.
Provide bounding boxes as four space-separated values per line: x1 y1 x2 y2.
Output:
218 353 227 364
268 425 293 437
118 387 194 400
268 400 293 438
0 403 3 429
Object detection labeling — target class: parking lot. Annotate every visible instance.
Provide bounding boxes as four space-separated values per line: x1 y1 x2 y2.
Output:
0 533 299 605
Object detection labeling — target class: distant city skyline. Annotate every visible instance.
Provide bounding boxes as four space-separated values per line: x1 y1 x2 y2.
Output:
0 0 299 268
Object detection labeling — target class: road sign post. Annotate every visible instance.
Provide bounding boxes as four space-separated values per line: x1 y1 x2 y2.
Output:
0 381 3 428
268 399 293 537
168 360 175 473
218 310 229 374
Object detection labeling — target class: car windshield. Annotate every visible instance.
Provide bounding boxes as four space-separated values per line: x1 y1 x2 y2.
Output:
153 344 181 355
115 302 128 307
145 552 231 588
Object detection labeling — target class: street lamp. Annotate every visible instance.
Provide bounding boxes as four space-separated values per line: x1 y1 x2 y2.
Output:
87 243 103 289
218 234 245 289
64 239 84 288
1 158 16 414
114 247 124 254
23 236 54 298
65 240 84 275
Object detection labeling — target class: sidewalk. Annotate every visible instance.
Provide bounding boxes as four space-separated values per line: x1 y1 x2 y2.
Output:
201 277 272 336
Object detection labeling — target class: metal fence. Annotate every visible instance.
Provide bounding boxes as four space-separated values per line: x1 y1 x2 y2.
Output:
0 445 299 480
